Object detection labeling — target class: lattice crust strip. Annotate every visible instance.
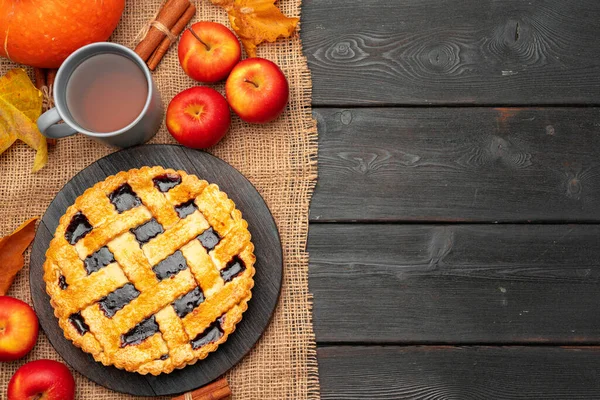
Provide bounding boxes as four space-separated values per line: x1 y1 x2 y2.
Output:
44 167 256 375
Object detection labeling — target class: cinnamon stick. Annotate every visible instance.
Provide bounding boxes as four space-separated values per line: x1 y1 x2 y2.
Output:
134 0 190 61
46 69 57 88
45 69 57 145
171 377 231 400
33 68 46 89
32 68 57 146
147 3 196 71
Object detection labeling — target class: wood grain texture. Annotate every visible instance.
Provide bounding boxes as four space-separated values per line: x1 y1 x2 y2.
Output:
309 224 600 344
30 145 282 396
311 107 600 222
302 0 600 105
318 346 600 399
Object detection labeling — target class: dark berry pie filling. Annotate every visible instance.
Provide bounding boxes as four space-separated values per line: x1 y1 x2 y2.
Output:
175 199 198 219
152 173 182 192
153 250 188 280
197 227 220 251
69 312 89 335
221 256 246 283
58 274 68 290
65 212 92 245
121 316 159 347
98 283 141 318
109 183 142 213
84 246 115 274
191 318 224 349
172 286 204 318
131 218 164 244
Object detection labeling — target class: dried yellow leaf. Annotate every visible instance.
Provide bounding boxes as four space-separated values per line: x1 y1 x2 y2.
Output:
0 69 43 121
211 0 299 57
0 68 47 172
0 122 17 154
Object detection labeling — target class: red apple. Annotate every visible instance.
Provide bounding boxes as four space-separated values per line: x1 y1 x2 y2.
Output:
166 86 231 149
178 21 241 83
225 57 289 124
0 296 38 362
8 359 75 400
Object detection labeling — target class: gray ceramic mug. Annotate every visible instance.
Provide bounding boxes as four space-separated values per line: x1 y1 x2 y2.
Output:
37 42 162 148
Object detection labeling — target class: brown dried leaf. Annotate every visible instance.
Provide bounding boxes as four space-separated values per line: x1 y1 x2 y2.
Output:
0 217 38 296
211 0 299 57
0 68 47 172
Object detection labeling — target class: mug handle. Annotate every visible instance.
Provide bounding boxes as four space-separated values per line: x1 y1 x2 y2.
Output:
37 108 77 139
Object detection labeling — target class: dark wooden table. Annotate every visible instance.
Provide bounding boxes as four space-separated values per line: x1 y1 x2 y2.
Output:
301 1 600 398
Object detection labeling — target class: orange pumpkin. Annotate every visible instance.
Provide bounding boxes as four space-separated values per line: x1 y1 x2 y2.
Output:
0 0 125 68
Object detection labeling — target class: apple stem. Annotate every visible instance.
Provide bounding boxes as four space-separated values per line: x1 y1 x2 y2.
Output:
33 394 44 400
244 78 259 88
188 27 210 51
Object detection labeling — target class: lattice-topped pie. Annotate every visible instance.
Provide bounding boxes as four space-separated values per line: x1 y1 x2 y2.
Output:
43 166 255 375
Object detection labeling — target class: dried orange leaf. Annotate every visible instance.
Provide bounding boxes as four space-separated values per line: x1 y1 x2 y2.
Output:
0 68 47 172
0 217 38 295
211 0 299 57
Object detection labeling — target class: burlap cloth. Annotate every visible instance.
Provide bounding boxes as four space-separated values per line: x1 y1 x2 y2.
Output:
0 0 319 398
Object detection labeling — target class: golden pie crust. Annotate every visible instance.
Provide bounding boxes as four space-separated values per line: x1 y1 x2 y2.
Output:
43 166 255 375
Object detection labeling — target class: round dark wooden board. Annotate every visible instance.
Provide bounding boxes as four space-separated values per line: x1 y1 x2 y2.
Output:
29 145 283 397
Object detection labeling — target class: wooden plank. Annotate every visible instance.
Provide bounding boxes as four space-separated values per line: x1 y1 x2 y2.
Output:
302 0 600 106
309 224 600 344
318 346 600 399
311 107 600 222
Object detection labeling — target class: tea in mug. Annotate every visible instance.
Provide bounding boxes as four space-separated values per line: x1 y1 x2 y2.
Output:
66 53 148 133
